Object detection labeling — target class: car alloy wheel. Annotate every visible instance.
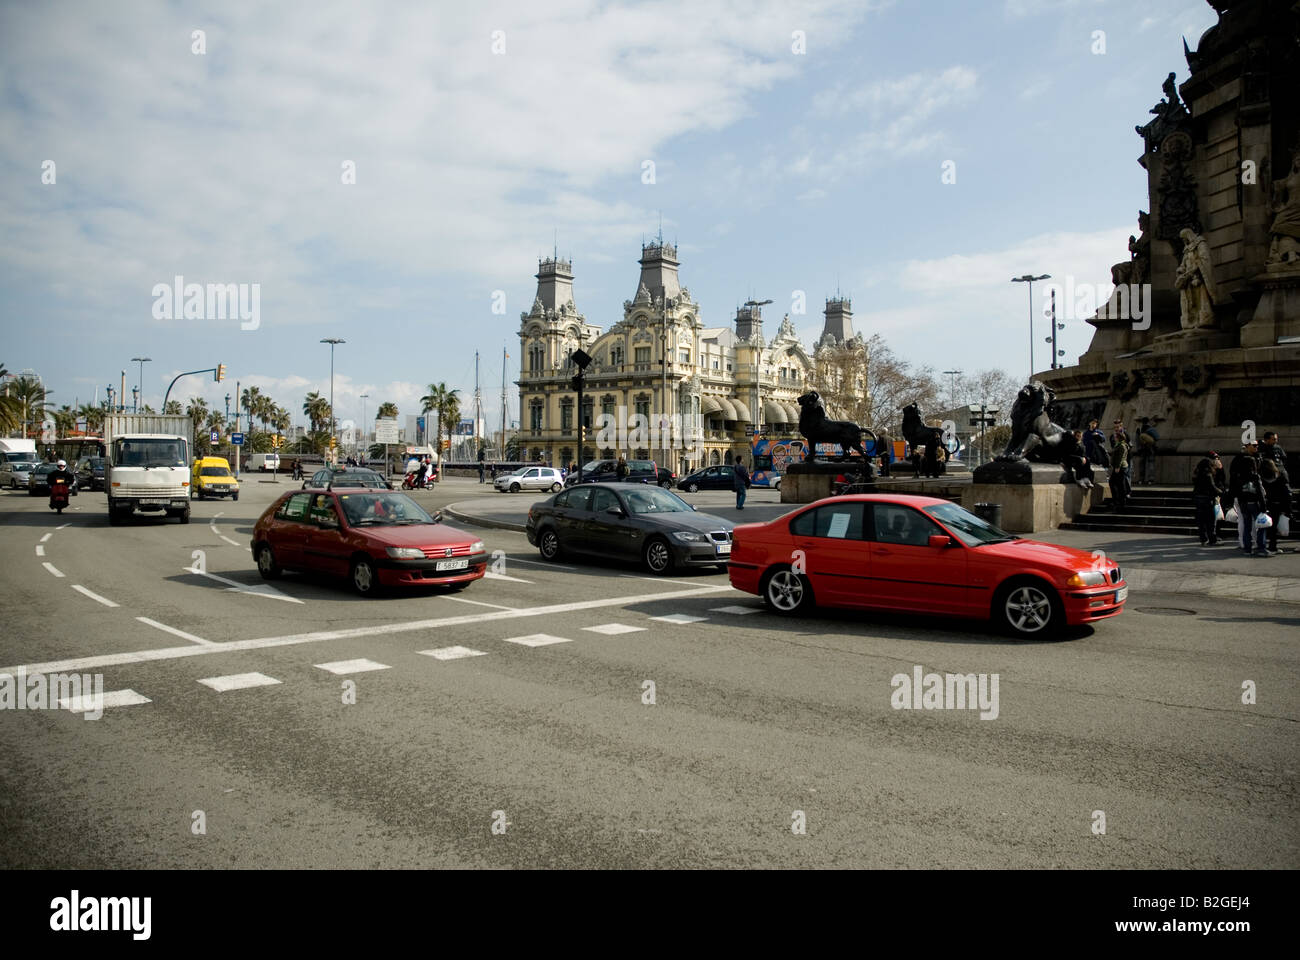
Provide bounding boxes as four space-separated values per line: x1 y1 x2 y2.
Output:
510 482 521 493
643 537 673 575
539 528 561 560
764 568 811 614
257 543 282 579
551 482 562 492
1000 583 1058 637
687 483 699 493
351 557 379 596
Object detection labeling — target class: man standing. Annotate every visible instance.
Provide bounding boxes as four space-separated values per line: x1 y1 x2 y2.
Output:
733 456 751 510
1229 440 1263 553
877 432 892 477
478 446 486 484
1082 419 1109 470
1109 429 1131 513
1260 431 1289 485
1135 418 1158 485
615 455 629 481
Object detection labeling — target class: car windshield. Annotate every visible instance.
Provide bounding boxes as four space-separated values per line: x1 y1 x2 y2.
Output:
88 459 104 468
114 438 187 468
200 466 232 477
924 502 1018 546
337 492 434 526
35 464 56 474
621 487 691 515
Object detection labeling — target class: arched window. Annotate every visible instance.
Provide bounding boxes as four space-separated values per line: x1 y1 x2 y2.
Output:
529 344 546 373
709 449 720 466
611 345 624 367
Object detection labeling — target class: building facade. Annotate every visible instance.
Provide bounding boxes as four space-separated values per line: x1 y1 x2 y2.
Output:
516 241 867 474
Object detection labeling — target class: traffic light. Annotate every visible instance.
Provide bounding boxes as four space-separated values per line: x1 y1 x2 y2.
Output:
215 364 226 382
329 436 336 450
271 434 283 449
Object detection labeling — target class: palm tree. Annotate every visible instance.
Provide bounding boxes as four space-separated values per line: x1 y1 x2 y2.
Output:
240 386 263 433
440 392 461 459
163 400 183 415
420 383 459 458
6 375 49 438
53 404 76 438
303 391 330 433
0 363 19 433
77 402 103 435
186 397 209 434
376 401 398 419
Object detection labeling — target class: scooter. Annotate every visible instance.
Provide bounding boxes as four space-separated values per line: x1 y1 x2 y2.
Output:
49 477 70 515
402 471 429 490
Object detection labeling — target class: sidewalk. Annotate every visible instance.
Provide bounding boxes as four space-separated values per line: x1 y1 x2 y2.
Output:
443 483 1300 604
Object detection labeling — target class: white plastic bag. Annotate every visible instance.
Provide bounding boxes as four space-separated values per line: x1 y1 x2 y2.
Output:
1224 506 1238 523
1279 514 1291 538
1213 502 1224 522
1255 512 1273 529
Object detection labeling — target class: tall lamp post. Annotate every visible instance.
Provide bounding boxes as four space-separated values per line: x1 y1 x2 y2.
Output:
745 299 772 446
1010 275 1049 381
942 369 962 410
131 357 151 413
320 338 345 460
358 393 369 460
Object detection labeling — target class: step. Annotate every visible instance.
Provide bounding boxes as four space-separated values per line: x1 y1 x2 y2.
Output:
1059 521 1198 536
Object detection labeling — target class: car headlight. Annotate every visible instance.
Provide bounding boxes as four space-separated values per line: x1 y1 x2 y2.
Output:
1066 570 1108 587
386 547 424 559
670 530 708 543
471 541 484 552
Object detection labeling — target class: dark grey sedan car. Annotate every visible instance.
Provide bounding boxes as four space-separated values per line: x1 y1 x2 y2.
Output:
526 483 733 574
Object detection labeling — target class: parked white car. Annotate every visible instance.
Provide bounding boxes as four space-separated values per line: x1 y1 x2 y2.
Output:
495 466 565 493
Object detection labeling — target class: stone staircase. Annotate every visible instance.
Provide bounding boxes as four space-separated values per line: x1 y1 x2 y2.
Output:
1061 486 1230 537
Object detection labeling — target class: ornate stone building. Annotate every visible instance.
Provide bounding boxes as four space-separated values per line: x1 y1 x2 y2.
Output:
516 241 867 473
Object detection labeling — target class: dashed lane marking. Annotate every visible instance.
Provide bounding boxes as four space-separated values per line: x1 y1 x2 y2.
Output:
42 562 64 578
441 595 515 610
710 605 761 615
506 556 577 571
314 658 390 675
198 672 282 692
419 646 488 660
651 613 708 624
57 522 72 529
484 571 533 583
136 616 215 647
35 545 45 556
220 535 240 547
583 623 647 635
502 633 573 647
71 585 119 608
182 565 304 604
60 690 151 712
0 583 734 677
40 534 51 543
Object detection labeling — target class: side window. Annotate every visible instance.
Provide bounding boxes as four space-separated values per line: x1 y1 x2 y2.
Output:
789 504 866 539
309 495 340 525
721 466 734 479
870 503 941 547
704 467 718 477
566 487 593 511
554 490 571 507
525 469 539 478
279 493 311 520
590 488 618 513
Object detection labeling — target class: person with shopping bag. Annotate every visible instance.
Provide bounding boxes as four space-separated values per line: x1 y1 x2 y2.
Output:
1260 459 1293 555
1229 442 1264 554
1191 456 1223 546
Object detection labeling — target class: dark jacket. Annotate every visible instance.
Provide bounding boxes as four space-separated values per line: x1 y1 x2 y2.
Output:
1261 441 1289 482
1229 453 1261 503
1192 461 1222 498
1083 428 1108 466
48 468 76 489
1262 473 1292 516
615 460 629 479
1110 436 1129 471
733 462 750 491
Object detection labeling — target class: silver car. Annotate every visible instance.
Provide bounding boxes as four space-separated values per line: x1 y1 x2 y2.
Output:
1 460 39 490
494 466 565 493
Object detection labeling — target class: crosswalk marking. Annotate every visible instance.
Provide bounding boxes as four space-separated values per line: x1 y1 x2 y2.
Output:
501 633 573 647
72 585 119 608
60 689 151 712
710 605 761 615
651 613 707 624
137 616 214 647
198 672 282 692
419 646 488 660
314 658 390 675
35 545 45 556
583 623 647 635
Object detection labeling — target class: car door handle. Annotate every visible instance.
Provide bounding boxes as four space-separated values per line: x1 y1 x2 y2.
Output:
874 547 892 555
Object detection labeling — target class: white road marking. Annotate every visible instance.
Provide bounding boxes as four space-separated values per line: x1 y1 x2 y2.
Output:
484 571 533 583
198 672 281 692
710 605 761 615
40 533 52 543
419 646 488 660
35 545 45 556
502 633 573 647
220 535 240 547
314 658 390 675
583 623 647 635
71 585 119 608
651 613 708 624
506 556 577 570
0 584 734 677
60 689 151 712
441 595 515 610
42 562 64 578
136 616 215 647
182 566 304 604
57 522 72 529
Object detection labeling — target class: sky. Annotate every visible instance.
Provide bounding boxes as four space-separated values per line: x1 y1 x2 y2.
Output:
0 0 1221 433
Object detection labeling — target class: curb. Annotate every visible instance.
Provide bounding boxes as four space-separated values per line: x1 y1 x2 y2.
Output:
443 506 525 533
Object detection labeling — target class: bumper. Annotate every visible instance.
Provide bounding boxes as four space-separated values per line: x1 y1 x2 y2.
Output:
375 551 489 587
112 496 190 511
198 485 239 497
727 561 761 595
1062 581 1128 625
672 541 732 567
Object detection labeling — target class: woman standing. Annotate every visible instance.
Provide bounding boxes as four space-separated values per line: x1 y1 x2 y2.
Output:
1109 431 1131 513
1260 459 1292 555
1191 456 1223 545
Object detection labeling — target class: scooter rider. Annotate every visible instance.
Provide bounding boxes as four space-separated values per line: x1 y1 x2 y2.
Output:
48 459 76 502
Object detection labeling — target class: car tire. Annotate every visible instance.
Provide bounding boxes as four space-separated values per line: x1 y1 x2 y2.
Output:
256 543 282 579
687 483 699 493
232 492 238 501
510 482 521 493
351 556 381 597
994 578 1063 639
643 537 674 575
773 479 781 491
538 528 563 561
177 507 190 524
551 482 562 492
762 566 814 615
660 480 672 488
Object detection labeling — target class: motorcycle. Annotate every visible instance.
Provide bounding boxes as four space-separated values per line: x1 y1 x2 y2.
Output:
49 477 71 515
402 471 429 490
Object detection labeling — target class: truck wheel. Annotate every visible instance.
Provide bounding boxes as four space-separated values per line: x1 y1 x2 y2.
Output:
177 507 190 524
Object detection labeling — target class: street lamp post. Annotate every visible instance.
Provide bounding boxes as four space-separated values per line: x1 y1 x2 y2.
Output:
942 369 962 410
320 338 346 461
359 393 369 460
1011 275 1049 381
130 357 152 413
744 299 772 449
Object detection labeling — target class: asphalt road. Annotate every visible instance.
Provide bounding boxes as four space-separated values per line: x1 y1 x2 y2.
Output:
1 477 1296 868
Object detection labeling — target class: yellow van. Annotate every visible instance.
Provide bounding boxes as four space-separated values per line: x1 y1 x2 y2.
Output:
191 457 240 500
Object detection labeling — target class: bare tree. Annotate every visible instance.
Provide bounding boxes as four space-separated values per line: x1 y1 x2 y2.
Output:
863 334 942 434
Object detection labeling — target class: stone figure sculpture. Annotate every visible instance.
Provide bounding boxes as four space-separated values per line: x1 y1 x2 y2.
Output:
795 391 874 463
1174 228 1218 329
1266 147 1300 266
995 381 1093 487
901 403 949 466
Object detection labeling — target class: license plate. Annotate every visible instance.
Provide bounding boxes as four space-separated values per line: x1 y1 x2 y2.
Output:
142 498 172 505
436 558 469 571
1115 586 1128 603
715 543 731 555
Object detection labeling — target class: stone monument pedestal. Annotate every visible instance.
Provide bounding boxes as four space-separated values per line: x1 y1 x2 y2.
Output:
781 460 871 504
1241 268 1300 347
964 461 1095 534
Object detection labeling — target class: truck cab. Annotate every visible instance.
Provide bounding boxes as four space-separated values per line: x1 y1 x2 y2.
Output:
104 414 193 525
191 456 239 500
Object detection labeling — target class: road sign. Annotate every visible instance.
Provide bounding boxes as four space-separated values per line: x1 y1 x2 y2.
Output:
210 429 220 443
374 419 399 444
231 432 244 446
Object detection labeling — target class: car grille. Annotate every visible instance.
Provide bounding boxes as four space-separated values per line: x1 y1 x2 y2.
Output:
115 485 185 498
708 530 732 544
419 543 474 559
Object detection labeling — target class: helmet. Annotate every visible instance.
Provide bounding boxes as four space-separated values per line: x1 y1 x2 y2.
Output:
57 459 67 468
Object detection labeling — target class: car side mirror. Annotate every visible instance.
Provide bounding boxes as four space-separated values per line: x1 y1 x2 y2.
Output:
928 534 955 548
607 506 626 518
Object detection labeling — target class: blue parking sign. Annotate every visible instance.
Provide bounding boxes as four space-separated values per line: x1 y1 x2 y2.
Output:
210 429 220 443
231 432 244 446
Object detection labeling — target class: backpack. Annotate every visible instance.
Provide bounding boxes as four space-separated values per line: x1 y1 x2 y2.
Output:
1138 430 1155 448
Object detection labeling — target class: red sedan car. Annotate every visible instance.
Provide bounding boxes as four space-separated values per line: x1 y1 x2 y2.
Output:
251 489 487 596
728 494 1126 638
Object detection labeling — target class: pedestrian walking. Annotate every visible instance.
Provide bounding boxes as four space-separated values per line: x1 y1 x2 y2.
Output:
1109 431 1131 513
1135 418 1158 484
1192 455 1224 546
877 432 892 477
1260 459 1292 555
615 455 629 480
478 446 486 484
1082 419 1109 470
733 457 751 510
1229 441 1263 554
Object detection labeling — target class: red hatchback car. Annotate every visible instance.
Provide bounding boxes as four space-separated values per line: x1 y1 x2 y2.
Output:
251 489 487 596
728 494 1126 638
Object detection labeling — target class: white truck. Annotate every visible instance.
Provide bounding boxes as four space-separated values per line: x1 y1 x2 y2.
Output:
0 438 38 463
104 414 194 524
